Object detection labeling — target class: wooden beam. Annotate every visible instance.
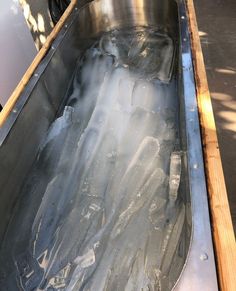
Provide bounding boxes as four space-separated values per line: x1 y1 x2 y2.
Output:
0 0 77 127
186 0 236 290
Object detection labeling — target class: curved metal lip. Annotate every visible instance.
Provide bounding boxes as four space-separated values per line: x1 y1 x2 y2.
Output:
76 0 176 38
173 1 218 290
0 0 218 289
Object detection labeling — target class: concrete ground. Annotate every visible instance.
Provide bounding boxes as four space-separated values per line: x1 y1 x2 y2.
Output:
194 0 236 231
19 0 54 49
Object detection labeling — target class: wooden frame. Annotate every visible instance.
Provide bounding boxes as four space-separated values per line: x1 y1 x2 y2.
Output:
186 0 236 290
0 0 77 127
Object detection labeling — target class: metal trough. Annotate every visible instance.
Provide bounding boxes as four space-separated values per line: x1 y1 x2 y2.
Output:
0 0 218 290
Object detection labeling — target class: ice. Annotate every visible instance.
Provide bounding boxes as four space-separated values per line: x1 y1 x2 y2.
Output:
110 167 165 240
0 27 187 291
100 28 174 82
41 106 74 149
169 152 182 203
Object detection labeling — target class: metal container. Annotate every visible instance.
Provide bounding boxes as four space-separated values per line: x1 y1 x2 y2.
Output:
0 0 218 290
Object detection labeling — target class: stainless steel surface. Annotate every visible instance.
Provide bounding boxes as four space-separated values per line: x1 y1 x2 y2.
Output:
0 0 218 290
174 1 218 290
77 0 178 38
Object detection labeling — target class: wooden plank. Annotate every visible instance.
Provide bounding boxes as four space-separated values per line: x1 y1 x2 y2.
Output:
0 0 77 127
186 0 236 290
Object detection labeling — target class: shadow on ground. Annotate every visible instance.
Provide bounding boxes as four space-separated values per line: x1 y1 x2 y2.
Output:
19 0 54 49
195 0 236 231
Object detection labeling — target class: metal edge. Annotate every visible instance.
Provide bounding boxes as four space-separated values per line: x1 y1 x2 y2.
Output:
0 3 79 146
173 1 218 290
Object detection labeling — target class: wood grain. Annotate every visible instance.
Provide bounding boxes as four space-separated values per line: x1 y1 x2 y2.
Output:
0 0 77 127
186 0 236 290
